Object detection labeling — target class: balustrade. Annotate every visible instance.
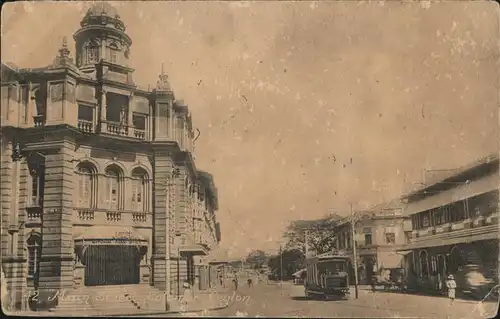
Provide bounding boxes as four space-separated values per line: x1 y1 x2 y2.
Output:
106 211 122 222
132 212 147 222
77 119 94 133
104 121 129 136
434 223 451 234
33 115 45 127
133 128 146 140
72 209 152 226
78 209 95 221
27 210 41 221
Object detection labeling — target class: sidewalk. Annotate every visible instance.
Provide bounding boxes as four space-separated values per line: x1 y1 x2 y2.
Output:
12 286 231 317
165 286 232 314
351 288 499 318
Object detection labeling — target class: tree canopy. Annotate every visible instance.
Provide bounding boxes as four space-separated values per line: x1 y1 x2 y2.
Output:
283 213 342 255
268 248 305 279
245 250 268 269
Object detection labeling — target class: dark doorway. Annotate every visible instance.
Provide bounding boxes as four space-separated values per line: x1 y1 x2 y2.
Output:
366 258 374 284
84 245 141 286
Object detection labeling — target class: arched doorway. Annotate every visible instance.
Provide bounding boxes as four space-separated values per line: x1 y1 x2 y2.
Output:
364 257 376 285
83 245 142 286
448 245 463 274
419 250 429 280
75 227 148 286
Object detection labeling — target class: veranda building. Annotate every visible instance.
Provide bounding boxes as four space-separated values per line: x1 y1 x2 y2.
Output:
1 3 221 311
398 154 499 296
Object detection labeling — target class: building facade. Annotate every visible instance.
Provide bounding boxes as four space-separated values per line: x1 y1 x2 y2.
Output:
1 3 221 310
334 204 409 285
398 154 499 296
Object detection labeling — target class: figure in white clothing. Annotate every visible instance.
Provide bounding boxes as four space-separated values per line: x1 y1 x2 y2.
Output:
446 274 457 304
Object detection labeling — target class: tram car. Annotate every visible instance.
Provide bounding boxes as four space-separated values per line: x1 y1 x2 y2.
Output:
304 252 352 300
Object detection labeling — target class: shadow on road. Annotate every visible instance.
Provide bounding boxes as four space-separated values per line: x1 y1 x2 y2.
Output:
290 296 348 302
290 296 309 301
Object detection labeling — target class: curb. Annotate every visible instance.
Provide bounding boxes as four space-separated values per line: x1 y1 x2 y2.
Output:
362 291 499 305
111 302 230 317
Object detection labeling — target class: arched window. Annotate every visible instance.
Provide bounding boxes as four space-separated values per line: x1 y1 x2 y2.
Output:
86 41 100 64
27 233 41 287
76 163 96 208
105 165 122 210
419 250 429 279
131 168 148 212
109 43 119 63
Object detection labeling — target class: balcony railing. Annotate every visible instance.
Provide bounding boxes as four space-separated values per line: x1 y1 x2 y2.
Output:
104 121 129 136
133 128 146 140
72 209 152 226
77 119 94 133
434 223 451 234
78 209 95 221
33 115 45 127
106 211 122 221
27 210 42 224
132 212 147 222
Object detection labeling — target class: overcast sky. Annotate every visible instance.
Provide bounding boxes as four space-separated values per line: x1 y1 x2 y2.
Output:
2 1 498 258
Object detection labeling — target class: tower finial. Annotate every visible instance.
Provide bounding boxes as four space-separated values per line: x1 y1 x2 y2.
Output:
59 36 70 58
156 63 171 91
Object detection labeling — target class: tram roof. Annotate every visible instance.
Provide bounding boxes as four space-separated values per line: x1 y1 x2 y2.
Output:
309 252 350 260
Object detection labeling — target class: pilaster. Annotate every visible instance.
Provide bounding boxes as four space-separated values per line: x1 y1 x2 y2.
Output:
37 144 74 309
0 138 13 258
100 89 107 121
128 92 134 137
152 152 173 291
1 137 29 312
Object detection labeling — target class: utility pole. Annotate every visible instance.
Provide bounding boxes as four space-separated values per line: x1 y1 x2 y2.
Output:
280 245 283 285
304 229 309 257
350 203 359 299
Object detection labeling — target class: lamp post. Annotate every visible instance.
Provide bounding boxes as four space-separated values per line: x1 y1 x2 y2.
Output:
350 203 359 299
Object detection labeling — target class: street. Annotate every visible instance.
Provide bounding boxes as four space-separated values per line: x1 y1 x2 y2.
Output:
200 281 498 318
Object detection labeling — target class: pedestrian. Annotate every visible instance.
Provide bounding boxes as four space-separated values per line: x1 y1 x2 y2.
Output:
181 280 193 311
247 278 253 288
233 275 239 291
446 274 457 304
1 266 9 311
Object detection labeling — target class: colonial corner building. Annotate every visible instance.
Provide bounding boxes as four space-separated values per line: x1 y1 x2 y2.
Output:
1 3 221 311
398 154 499 295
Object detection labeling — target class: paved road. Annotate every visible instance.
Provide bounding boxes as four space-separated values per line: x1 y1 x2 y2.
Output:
203 281 498 318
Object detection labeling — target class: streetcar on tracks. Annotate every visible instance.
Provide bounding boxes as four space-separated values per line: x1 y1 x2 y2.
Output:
304 251 352 300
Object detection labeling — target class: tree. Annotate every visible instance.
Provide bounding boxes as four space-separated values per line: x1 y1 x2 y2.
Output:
268 248 306 280
245 250 267 269
283 213 342 255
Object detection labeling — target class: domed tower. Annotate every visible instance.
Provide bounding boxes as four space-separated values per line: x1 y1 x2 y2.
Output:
73 3 132 71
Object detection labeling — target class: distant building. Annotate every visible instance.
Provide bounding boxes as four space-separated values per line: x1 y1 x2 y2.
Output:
398 154 499 295
333 201 409 285
1 3 220 311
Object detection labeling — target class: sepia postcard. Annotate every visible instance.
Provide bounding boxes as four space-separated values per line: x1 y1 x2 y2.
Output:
1 0 499 317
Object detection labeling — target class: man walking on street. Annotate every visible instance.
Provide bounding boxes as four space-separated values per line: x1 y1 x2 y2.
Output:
233 274 239 291
446 274 457 304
